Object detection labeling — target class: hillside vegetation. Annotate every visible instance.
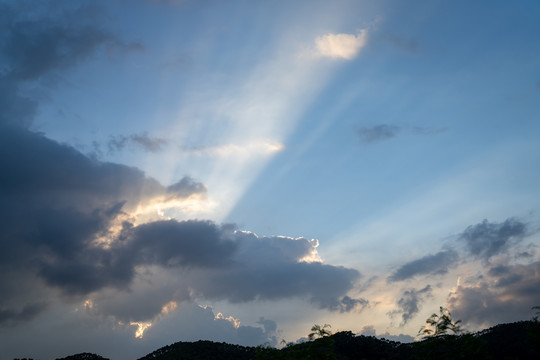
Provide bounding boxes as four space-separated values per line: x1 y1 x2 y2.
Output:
14 320 540 360
139 320 540 360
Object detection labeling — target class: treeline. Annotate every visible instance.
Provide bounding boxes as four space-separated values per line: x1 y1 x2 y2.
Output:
13 320 540 360
137 320 540 360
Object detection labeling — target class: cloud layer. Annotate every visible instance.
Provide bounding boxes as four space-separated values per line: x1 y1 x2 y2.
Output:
0 2 364 339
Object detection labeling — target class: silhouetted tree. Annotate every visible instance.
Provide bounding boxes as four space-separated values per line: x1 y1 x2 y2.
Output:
532 306 540 322
308 324 332 340
418 306 463 338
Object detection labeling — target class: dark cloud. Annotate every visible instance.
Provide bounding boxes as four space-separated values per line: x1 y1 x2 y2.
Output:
388 285 432 325
0 124 209 314
107 133 168 153
187 232 361 311
357 124 401 143
124 220 237 269
323 296 369 313
388 250 459 282
0 302 48 326
0 124 361 324
459 218 528 262
448 261 540 327
167 176 207 199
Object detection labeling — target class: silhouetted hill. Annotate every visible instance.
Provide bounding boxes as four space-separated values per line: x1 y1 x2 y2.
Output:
137 340 255 360
136 320 540 360
13 320 540 360
56 353 110 360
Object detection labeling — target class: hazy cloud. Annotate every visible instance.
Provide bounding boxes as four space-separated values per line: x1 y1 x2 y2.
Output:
459 218 528 262
388 250 459 282
315 31 368 60
388 285 432 325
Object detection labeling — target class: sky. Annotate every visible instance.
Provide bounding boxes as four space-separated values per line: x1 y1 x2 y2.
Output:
1 0 540 359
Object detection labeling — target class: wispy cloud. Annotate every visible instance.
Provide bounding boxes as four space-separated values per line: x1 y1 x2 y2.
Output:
388 285 432 326
182 142 285 158
108 133 168 153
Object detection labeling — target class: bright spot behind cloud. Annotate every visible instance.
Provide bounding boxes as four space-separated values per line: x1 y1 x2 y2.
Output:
131 321 152 339
315 30 368 60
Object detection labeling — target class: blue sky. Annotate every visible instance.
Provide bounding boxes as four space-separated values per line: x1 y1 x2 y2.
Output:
1 1 540 359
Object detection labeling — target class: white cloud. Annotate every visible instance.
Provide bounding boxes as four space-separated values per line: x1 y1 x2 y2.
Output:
315 30 368 60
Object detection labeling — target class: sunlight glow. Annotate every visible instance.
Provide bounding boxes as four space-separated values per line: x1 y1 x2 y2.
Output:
161 301 178 314
298 239 323 263
215 312 241 328
131 321 152 339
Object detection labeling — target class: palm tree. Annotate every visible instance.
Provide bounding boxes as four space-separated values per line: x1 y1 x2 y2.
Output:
308 324 332 340
419 306 463 338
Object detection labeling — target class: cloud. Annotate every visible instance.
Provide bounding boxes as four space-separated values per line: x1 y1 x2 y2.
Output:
447 261 540 328
315 31 368 60
0 126 361 324
388 250 459 282
107 133 168 153
0 303 48 326
181 142 285 158
357 124 447 144
0 1 363 331
459 218 528 262
358 325 414 343
186 232 362 311
357 124 401 143
0 124 208 311
388 285 432 326
145 303 279 347
330 296 369 313
0 1 142 128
